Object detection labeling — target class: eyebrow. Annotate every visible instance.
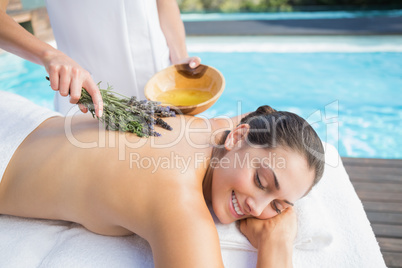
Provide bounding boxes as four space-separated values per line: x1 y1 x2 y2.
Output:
267 166 294 207
266 165 280 191
272 170 280 191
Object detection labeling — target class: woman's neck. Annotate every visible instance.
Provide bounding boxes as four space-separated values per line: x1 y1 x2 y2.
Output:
201 114 245 203
202 125 228 203
202 160 213 203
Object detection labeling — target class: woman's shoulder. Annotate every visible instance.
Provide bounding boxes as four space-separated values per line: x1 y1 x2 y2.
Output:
144 176 215 229
119 168 213 232
141 183 223 266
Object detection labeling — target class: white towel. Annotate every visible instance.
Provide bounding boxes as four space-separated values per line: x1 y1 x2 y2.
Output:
0 215 154 268
0 91 61 182
0 92 386 267
292 143 386 268
0 143 386 267
293 189 334 251
210 187 335 254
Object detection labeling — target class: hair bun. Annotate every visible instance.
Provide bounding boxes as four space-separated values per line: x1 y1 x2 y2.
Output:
240 105 277 124
255 105 277 115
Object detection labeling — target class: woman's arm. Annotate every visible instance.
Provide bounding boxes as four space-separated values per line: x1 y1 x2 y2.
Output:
240 207 297 268
150 210 225 268
256 235 293 268
156 0 200 68
0 3 103 117
122 181 224 268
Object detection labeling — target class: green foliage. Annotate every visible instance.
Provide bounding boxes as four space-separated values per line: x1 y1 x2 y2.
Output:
78 84 175 137
177 0 204 12
178 0 401 12
178 0 293 12
220 0 243 12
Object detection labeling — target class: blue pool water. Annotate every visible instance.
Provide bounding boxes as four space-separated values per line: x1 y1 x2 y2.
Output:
0 53 54 109
0 40 401 159
199 51 402 159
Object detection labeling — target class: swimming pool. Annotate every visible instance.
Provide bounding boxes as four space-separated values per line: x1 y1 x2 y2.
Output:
0 36 401 159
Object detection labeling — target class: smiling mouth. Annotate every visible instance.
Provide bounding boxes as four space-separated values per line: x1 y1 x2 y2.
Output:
232 191 245 216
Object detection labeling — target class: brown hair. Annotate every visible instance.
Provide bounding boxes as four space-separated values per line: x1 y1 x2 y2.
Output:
213 105 325 188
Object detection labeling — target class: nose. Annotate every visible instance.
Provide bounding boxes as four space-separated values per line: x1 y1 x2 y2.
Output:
245 196 271 217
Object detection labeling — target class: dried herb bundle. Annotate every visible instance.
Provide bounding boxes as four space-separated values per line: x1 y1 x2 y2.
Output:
78 84 176 137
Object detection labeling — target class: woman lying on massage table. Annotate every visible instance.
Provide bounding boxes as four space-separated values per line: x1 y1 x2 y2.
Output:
0 103 324 268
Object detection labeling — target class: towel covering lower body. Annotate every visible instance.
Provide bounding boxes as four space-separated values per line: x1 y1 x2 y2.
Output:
0 91 61 182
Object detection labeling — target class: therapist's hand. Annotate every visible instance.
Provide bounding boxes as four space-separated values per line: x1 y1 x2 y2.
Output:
173 56 201 69
42 50 103 117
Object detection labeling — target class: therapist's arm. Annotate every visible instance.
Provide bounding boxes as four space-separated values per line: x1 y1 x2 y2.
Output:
0 3 103 116
156 0 200 68
0 0 8 12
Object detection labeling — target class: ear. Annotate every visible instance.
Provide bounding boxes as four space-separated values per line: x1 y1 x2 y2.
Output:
224 124 250 151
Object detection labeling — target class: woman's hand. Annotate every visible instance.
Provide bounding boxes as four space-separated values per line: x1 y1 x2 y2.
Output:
240 207 297 268
239 207 297 249
42 50 103 117
173 56 202 69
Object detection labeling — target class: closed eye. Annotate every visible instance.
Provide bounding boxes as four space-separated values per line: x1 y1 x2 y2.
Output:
271 201 281 214
255 172 265 190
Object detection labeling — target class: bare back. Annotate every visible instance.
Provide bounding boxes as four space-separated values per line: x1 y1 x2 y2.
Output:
0 113 232 267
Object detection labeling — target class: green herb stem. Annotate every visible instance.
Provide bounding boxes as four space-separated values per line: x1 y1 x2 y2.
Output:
78 84 175 137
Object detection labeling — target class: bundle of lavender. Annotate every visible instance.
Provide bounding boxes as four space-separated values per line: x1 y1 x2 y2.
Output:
78 84 176 137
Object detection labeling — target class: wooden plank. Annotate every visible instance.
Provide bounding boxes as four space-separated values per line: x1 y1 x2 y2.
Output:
345 163 402 173
344 166 402 177
347 157 402 266
352 182 402 193
382 252 402 267
377 237 402 252
31 7 54 42
372 224 402 238
6 0 23 11
367 212 402 225
363 201 402 213
10 12 32 23
342 157 402 167
356 191 402 202
348 175 402 184
344 159 402 181
342 157 402 168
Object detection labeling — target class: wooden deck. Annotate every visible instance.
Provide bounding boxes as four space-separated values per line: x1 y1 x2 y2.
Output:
343 157 402 268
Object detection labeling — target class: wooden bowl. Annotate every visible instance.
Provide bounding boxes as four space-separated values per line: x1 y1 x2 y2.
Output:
144 64 225 115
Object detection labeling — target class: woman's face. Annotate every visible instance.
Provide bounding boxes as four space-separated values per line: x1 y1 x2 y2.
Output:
211 144 315 224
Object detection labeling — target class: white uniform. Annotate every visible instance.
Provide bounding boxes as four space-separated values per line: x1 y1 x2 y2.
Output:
45 0 171 115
